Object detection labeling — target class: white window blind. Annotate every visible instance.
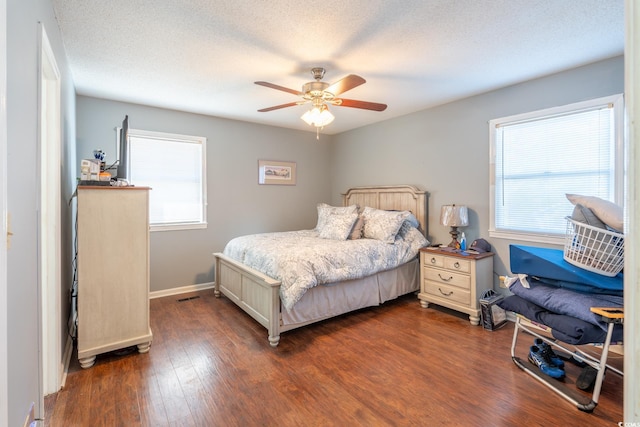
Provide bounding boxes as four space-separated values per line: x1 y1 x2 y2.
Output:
128 129 207 230
490 94 623 242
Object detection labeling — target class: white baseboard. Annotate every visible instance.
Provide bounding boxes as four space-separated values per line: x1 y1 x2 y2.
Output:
60 313 78 388
60 314 76 389
149 282 215 299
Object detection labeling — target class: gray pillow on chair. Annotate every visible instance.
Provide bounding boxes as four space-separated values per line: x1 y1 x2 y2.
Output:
571 204 607 229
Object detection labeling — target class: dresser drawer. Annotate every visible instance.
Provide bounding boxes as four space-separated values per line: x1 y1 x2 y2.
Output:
423 281 471 305
423 268 471 290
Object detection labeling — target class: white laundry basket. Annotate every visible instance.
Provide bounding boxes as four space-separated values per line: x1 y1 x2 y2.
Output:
563 217 624 277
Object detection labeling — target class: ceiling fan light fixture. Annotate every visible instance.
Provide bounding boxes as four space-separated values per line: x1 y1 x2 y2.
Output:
300 109 314 126
301 104 335 128
256 67 386 137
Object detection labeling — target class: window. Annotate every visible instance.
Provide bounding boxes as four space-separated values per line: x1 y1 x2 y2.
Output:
127 129 207 231
489 94 624 244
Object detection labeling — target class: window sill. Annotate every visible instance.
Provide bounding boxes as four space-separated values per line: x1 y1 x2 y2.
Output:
150 222 207 232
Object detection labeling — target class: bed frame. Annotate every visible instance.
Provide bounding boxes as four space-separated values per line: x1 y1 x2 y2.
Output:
213 185 428 346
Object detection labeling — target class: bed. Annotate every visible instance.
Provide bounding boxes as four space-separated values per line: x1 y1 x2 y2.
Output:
500 244 624 412
213 185 428 346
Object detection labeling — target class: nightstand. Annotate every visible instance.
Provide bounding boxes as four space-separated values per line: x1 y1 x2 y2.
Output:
418 247 494 325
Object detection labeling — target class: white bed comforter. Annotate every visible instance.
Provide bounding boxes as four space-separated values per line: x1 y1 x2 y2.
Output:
223 229 426 310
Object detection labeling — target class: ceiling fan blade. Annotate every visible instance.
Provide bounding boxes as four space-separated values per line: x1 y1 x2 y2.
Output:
326 74 366 96
336 98 387 111
255 81 302 96
258 102 299 112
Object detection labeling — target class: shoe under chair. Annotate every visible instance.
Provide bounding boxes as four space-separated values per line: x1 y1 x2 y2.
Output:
528 344 566 379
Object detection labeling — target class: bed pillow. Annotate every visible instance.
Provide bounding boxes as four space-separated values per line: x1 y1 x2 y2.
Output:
318 212 359 240
362 207 410 243
347 214 365 240
566 194 623 232
315 203 359 231
396 221 430 251
405 212 420 229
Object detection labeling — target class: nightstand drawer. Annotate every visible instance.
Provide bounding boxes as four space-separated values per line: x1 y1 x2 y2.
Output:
422 253 445 268
423 268 471 290
423 281 471 305
444 257 471 273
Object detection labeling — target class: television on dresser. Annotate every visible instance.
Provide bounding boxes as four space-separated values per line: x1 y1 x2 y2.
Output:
116 115 129 182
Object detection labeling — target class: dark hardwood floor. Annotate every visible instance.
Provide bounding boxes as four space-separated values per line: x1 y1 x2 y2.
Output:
44 290 623 426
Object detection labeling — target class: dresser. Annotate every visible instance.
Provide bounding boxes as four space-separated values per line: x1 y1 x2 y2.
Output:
418 247 494 325
76 186 153 368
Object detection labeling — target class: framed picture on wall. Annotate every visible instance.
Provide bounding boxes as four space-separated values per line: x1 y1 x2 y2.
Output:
258 160 297 185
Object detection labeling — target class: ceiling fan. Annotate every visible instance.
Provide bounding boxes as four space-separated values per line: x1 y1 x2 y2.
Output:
255 67 387 133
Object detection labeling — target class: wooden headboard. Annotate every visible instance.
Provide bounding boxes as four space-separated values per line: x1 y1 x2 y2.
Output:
342 185 428 237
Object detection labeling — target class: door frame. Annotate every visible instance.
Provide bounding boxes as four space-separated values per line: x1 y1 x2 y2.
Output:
624 0 639 421
37 23 62 409
0 0 9 424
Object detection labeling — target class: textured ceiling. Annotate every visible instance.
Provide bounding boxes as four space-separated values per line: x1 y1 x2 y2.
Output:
52 0 624 135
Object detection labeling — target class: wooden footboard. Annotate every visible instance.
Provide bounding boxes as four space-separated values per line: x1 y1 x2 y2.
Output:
214 252 282 347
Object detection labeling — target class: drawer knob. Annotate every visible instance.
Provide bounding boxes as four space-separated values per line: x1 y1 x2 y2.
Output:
454 261 460 269
430 257 437 264
438 273 453 282
438 288 453 296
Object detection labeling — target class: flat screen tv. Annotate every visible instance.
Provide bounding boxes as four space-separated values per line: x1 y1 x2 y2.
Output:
116 115 129 181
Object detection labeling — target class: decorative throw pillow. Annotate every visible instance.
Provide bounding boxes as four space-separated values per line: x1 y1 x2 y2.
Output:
315 203 358 231
347 215 365 240
566 194 623 232
362 207 410 243
318 212 359 240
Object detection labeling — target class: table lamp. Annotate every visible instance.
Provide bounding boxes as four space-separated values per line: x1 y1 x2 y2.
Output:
440 204 469 248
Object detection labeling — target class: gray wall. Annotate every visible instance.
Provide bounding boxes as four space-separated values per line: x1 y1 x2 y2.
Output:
76 97 333 292
77 56 623 296
331 55 624 284
6 0 77 424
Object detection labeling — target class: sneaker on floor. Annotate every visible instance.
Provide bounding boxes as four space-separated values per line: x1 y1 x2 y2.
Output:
576 366 598 391
533 338 565 368
528 345 566 379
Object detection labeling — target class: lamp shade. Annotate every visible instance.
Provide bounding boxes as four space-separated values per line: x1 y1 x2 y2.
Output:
440 205 469 227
